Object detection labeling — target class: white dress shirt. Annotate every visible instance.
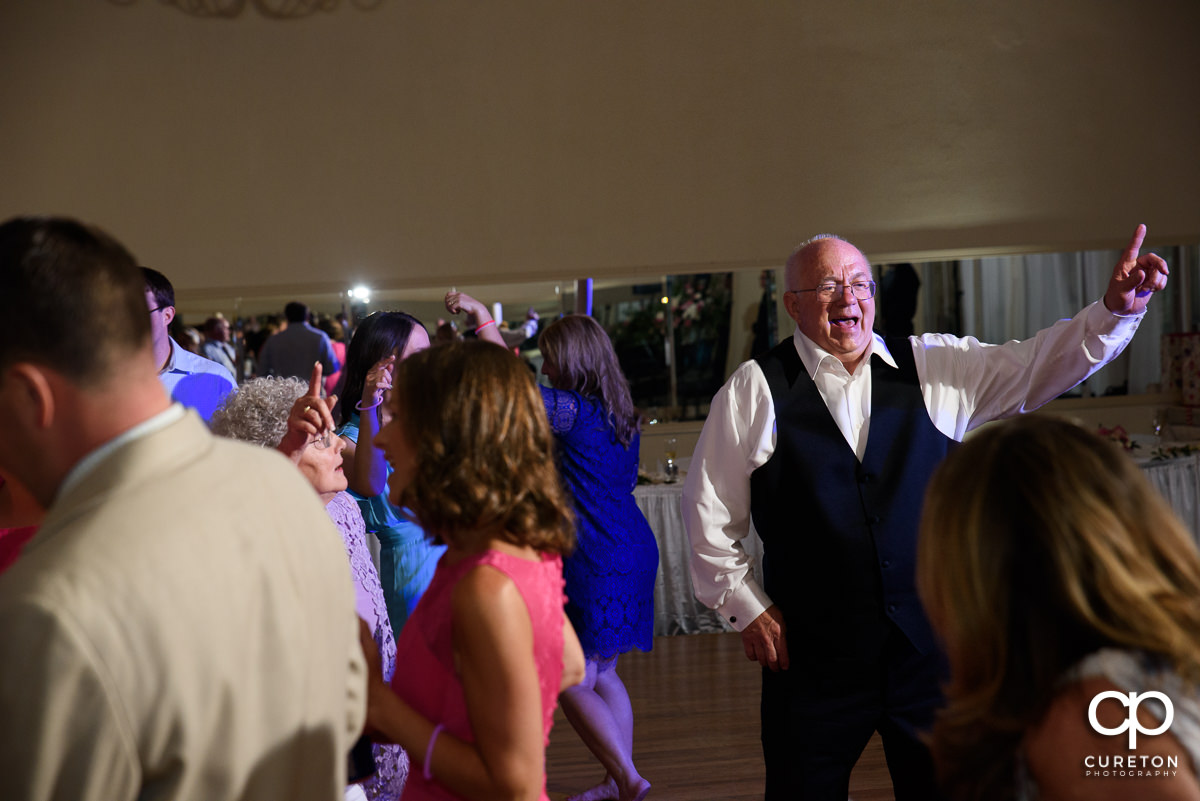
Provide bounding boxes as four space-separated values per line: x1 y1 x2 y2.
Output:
681 300 1142 631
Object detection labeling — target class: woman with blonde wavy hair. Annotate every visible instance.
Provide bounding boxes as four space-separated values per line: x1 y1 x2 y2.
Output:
365 340 585 801
917 414 1200 801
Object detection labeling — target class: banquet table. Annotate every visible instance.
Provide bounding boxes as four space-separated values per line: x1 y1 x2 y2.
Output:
633 453 1200 637
634 482 764 636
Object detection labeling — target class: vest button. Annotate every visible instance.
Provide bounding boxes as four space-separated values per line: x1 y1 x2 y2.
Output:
868 515 881 524
858 472 874 484
887 603 898 614
881 560 891 569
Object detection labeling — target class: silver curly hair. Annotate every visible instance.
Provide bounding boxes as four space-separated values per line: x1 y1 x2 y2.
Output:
210 376 308 448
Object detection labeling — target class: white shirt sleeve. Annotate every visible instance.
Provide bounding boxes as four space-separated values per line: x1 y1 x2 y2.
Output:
914 300 1143 441
681 360 777 631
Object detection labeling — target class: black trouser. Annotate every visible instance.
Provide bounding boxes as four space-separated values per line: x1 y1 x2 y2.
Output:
760 626 947 801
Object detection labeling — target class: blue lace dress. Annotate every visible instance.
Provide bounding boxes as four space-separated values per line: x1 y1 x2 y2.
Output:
542 386 658 659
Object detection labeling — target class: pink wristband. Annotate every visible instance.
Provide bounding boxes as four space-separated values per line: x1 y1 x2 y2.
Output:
355 397 383 411
423 723 444 781
475 319 496 334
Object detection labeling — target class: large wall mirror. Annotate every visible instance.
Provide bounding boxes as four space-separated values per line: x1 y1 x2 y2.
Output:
171 240 1198 423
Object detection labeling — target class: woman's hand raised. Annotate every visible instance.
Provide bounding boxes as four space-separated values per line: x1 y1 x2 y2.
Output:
277 362 337 463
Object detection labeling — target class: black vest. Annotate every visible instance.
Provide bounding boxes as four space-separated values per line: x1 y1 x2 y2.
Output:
750 338 950 659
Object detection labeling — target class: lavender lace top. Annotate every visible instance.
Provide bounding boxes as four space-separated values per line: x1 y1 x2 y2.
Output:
326 491 409 800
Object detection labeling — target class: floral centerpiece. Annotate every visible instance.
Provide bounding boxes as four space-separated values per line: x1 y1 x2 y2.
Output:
1097 424 1138 453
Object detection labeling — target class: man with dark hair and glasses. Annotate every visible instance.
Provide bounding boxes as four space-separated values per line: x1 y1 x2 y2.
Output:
683 228 1169 800
142 266 237 423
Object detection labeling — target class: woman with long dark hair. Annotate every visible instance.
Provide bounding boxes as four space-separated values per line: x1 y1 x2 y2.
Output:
337 310 444 639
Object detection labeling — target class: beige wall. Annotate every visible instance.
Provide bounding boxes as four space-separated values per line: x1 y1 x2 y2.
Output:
2 1 1198 305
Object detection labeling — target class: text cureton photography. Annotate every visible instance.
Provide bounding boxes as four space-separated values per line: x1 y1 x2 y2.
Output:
1084 689 1182 780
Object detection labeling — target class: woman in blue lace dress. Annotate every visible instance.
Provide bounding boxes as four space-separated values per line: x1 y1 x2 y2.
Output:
447 293 657 801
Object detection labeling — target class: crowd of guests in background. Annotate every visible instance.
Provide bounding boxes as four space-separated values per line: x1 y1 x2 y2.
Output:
2 215 1199 801
0 218 651 801
165 297 350 388
165 292 534 395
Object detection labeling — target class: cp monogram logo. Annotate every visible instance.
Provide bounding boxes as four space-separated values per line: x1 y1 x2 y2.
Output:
1088 690 1174 749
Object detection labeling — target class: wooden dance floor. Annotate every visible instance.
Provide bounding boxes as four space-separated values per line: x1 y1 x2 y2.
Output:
545 632 895 801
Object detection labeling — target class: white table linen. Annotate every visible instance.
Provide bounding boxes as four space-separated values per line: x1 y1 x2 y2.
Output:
1141 453 1200 543
637 454 1200 638
635 483 764 635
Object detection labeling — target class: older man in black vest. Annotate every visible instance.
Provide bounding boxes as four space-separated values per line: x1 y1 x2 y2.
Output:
683 226 1168 800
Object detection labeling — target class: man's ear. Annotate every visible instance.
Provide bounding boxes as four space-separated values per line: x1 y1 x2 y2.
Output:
782 289 803 326
162 305 176 326
2 363 56 430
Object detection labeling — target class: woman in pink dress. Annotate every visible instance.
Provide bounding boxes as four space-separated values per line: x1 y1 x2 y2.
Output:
364 340 586 801
320 316 349 397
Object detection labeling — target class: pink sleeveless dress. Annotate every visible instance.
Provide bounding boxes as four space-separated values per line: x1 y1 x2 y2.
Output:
391 548 566 801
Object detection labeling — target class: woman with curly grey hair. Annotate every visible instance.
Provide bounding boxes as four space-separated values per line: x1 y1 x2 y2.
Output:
211 369 409 801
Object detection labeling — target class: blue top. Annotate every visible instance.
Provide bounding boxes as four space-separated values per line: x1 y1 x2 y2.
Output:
337 415 421 540
338 413 444 638
541 385 658 659
158 337 237 424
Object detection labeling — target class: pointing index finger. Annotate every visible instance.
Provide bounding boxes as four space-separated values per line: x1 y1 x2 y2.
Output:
1120 224 1148 271
308 361 324 397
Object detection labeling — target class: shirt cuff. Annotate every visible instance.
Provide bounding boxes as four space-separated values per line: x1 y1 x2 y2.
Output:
1093 297 1146 324
715 578 774 632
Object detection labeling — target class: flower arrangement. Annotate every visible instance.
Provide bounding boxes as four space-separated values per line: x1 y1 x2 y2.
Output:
673 277 730 344
1097 424 1138 452
610 274 731 350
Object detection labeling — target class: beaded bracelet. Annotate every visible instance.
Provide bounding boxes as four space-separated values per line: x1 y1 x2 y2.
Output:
423 723 445 781
475 319 496 334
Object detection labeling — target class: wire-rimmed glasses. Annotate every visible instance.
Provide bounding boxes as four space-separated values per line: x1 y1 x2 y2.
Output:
790 281 877 302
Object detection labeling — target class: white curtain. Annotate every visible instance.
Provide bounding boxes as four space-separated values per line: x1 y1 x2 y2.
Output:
957 249 1166 396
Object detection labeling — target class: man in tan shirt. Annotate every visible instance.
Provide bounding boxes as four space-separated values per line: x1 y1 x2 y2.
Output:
0 216 366 801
